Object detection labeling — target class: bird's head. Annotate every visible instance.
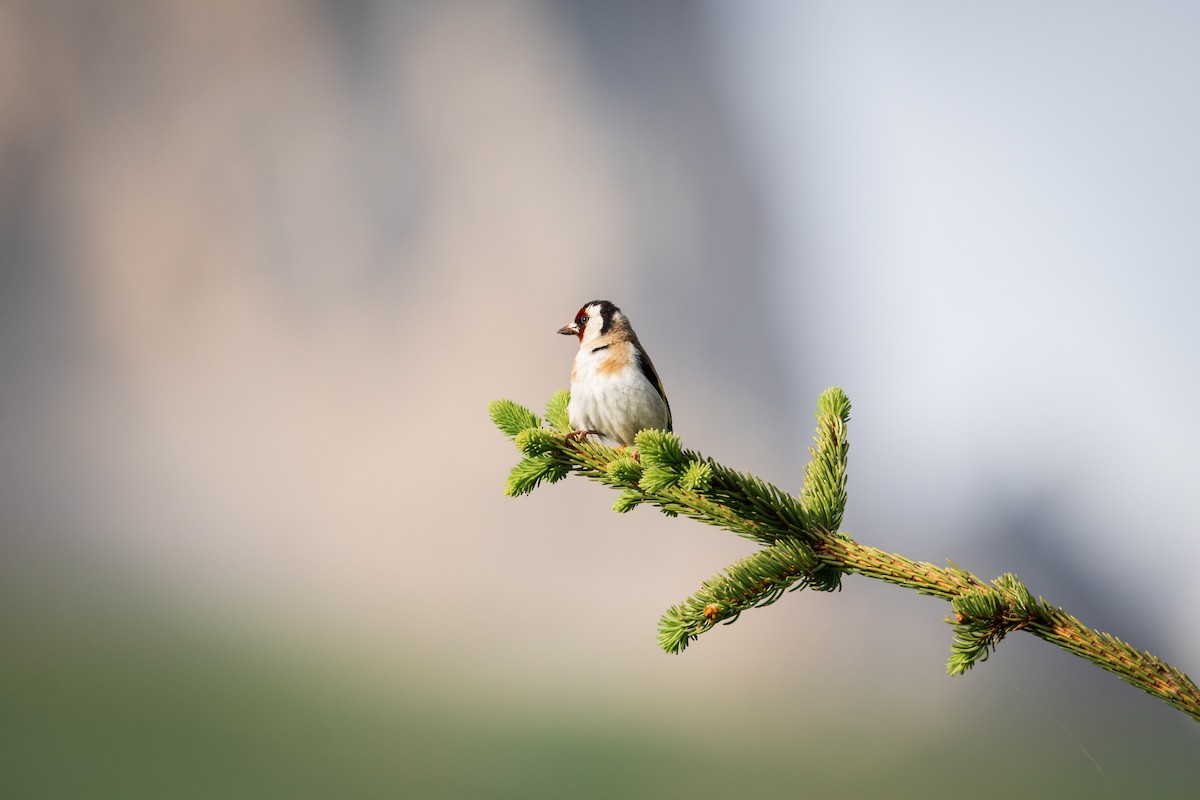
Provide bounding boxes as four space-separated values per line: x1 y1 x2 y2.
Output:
557 299 623 345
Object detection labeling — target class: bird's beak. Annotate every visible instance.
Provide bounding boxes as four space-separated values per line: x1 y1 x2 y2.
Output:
557 323 579 337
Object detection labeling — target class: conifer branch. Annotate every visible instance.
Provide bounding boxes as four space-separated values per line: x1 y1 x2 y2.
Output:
488 389 1200 723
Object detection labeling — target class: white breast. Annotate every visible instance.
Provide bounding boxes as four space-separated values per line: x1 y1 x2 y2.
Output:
568 344 669 447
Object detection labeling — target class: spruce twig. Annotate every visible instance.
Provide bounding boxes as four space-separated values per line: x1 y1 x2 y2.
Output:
488 389 1200 723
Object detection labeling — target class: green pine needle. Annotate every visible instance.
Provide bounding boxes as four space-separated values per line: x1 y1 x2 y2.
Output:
490 390 1200 723
639 464 680 494
613 491 642 514
489 399 540 440
680 460 713 492
504 457 555 497
515 428 561 458
815 385 851 421
545 390 571 433
607 456 643 484
635 429 685 468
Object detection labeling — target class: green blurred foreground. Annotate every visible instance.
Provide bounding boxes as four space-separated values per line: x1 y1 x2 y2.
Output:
2 549 1196 799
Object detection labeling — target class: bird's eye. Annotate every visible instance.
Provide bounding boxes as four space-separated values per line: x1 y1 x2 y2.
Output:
577 313 588 327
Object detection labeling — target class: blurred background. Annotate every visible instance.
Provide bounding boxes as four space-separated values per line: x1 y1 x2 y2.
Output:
2 1 1198 797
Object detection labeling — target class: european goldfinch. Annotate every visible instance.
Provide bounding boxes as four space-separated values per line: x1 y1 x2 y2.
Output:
558 300 672 447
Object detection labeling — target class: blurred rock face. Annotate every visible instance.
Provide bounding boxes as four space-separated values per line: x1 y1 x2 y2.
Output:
0 2 790 663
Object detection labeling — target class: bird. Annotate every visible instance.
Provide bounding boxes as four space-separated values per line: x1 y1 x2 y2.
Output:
557 299 672 447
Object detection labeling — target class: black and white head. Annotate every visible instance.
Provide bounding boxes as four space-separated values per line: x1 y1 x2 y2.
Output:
556 300 630 346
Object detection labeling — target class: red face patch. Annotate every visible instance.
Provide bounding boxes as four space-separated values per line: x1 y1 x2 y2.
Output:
573 308 589 340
